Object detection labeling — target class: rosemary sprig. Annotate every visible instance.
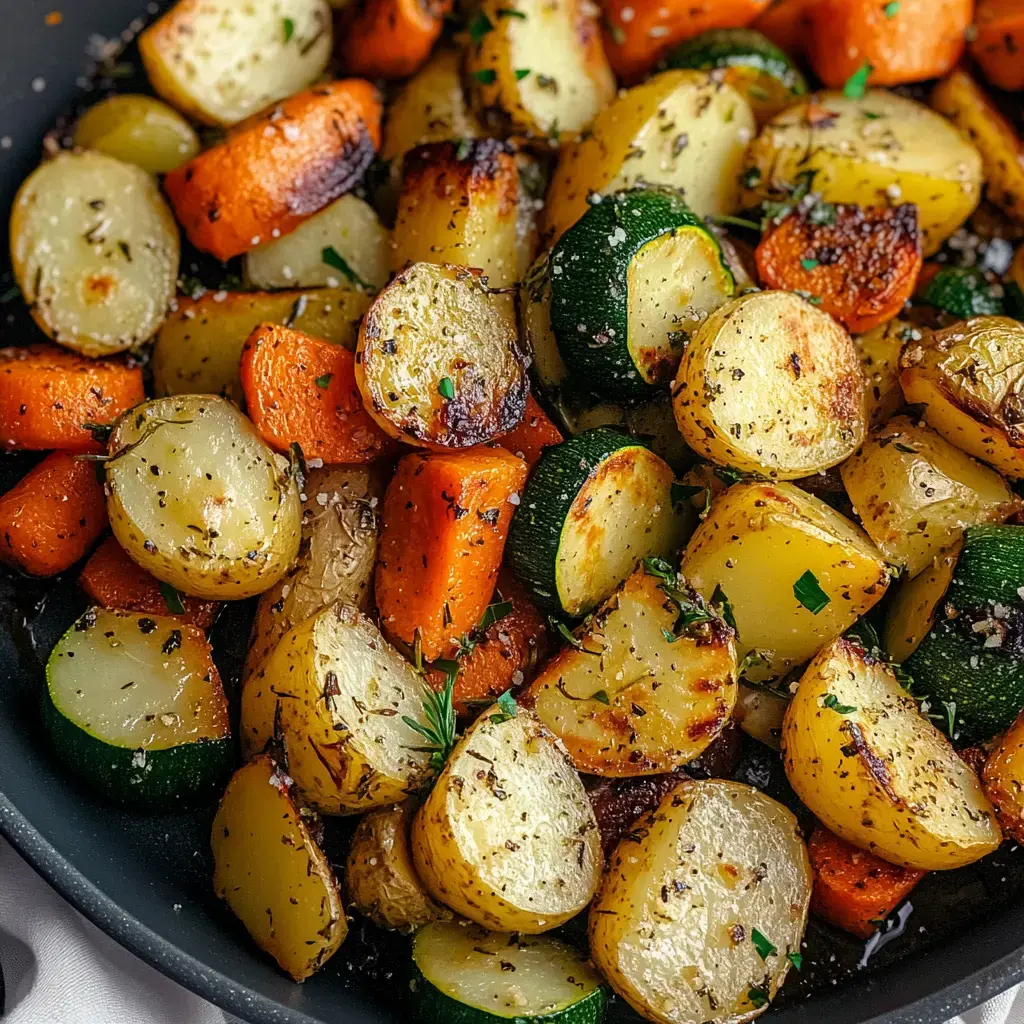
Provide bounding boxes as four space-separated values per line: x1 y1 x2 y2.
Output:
403 666 458 772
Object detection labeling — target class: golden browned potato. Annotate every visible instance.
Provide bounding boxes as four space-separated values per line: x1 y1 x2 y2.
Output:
884 543 962 664
983 710 1024 843
855 319 919 427
782 636 1001 870
211 755 346 981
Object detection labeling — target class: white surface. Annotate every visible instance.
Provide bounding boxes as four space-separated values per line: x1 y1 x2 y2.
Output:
0 834 1018 1023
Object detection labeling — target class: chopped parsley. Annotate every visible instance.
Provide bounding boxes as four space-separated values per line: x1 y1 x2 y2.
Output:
468 11 494 43
711 584 737 634
643 557 714 636
478 598 514 631
800 258 820 271
489 689 518 724
590 690 611 705
787 951 803 971
843 62 872 100
748 987 769 1010
514 68 531 80
454 137 473 160
794 569 830 614
884 0 900 15
822 693 857 714
314 373 333 388
321 246 369 289
741 166 762 189
497 7 526 16
751 927 777 961
474 68 498 85
438 377 455 400
159 581 185 615
282 17 295 41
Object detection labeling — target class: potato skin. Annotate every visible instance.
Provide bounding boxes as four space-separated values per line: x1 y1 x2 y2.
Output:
983 710 1024 844
884 542 961 664
856 319 915 427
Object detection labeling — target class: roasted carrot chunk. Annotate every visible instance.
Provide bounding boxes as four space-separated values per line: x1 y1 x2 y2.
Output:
497 395 563 471
80 535 220 628
0 452 107 576
601 0 772 83
376 448 528 660
752 0 820 59
0 344 144 452
240 324 394 464
972 0 1024 92
164 81 383 261
808 825 925 939
755 204 922 334
806 0 971 88
338 0 452 80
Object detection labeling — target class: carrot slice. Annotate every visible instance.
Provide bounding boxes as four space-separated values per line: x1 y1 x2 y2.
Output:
164 81 383 261
0 452 107 576
80 535 220 628
752 0 821 59
376 448 528 660
601 0 771 83
497 395 563 471
808 825 925 939
0 344 144 452
806 0 971 88
338 0 452 79
239 323 394 464
972 0 1024 93
755 204 922 334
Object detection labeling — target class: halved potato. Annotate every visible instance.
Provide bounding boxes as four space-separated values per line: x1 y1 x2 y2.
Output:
392 140 519 288
680 481 890 681
590 779 811 1024
782 636 1001 870
983 709 1024 843
884 542 961 664
525 563 738 776
105 396 302 600
211 755 346 981
244 195 388 291
900 316 1024 480
344 802 451 932
545 71 756 244
9 151 179 356
672 291 866 479
241 602 435 814
356 262 529 448
152 287 369 403
412 705 601 933
856 319 917 427
140 0 333 126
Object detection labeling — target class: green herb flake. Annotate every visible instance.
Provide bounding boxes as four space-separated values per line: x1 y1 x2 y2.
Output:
884 0 900 16
469 11 494 43
438 376 456 400
478 598 514 631
711 583 738 634
321 246 369 289
590 690 611 705
748 987 769 1010
282 16 295 41
159 581 185 615
315 373 333 388
514 68 531 80
751 927 777 961
454 137 473 160
497 6 526 16
843 62 872 100
800 258 820 271
0 284 20 304
489 689 518 724
862 110 882 120
822 693 857 715
402 667 458 772
794 569 830 614
474 68 498 85
787 951 803 971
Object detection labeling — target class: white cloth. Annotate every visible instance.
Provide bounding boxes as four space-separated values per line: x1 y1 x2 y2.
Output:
0 835 1018 1024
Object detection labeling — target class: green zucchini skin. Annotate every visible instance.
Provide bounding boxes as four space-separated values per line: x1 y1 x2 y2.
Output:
664 27 808 94
919 267 1004 319
548 186 733 399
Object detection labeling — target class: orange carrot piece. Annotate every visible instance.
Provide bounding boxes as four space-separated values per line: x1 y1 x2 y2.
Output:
808 826 925 939
752 0 821 60
806 0 971 88
601 0 771 83
972 0 1024 92
497 395 563 471
164 81 383 261
338 0 452 79
80 535 220 628
755 204 922 334
0 452 107 576
0 344 144 453
376 448 528 660
240 324 395 464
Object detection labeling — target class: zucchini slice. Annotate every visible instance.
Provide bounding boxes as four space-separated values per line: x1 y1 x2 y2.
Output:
550 187 734 397
412 921 605 1024
507 428 689 617
918 266 1004 319
44 607 232 807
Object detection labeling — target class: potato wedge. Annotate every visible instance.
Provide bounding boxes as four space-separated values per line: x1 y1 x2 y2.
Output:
412 705 601 932
900 316 1024 480
356 262 528 448
737 682 789 751
344 802 450 932
242 465 381 683
545 71 756 245
884 542 961 664
241 603 435 814
9 151 179 356
105 396 302 600
244 195 388 291
468 0 615 140
673 291 866 479
152 287 369 403
525 562 738 776
856 319 918 427
680 481 890 681
140 0 333 127
590 779 811 1024
741 90 983 256
782 636 1001 870
392 140 519 288
983 709 1024 844
212 755 346 981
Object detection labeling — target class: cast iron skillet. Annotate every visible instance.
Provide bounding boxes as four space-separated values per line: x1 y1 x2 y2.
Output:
2 2 1024 1022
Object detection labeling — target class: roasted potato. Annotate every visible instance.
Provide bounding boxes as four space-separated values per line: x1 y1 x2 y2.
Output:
737 683 790 751
344 802 450 932
412 705 601 933
212 755 346 981
983 709 1024 843
9 151 179 356
884 542 962 664
105 396 302 600
681 481 890 681
140 0 333 126
782 636 1001 870
590 779 811 1024
741 90 983 256
855 319 918 427
673 291 866 480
